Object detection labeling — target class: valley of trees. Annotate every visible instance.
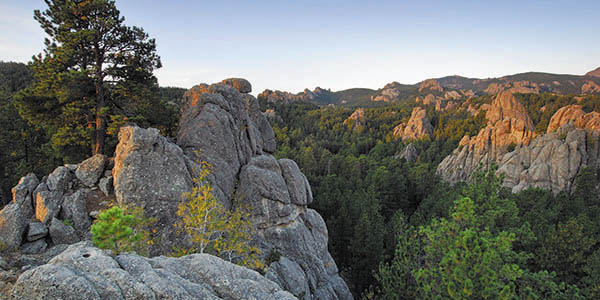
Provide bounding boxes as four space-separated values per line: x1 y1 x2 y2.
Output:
261 95 600 299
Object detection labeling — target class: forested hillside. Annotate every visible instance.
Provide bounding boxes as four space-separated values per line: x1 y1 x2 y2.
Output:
261 93 600 298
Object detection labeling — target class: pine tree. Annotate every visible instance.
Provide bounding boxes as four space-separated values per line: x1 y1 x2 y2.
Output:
18 0 161 159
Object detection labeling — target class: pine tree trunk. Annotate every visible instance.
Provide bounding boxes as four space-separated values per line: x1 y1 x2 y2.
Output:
94 75 106 155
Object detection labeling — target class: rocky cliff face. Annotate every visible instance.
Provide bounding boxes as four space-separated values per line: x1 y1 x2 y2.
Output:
498 124 598 193
1 78 352 300
437 92 535 182
438 94 600 193
393 107 433 141
582 80 600 94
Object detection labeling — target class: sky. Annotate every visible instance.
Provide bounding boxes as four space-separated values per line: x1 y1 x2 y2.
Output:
1 0 599 94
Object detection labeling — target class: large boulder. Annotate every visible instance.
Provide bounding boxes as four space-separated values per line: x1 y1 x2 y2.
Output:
75 154 107 187
10 242 296 300
0 203 29 252
10 173 39 216
113 126 193 254
48 217 79 245
26 221 48 242
221 78 252 93
46 166 72 193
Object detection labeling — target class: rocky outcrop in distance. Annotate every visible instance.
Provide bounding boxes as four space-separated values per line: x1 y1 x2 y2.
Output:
393 107 433 141
438 93 600 194
582 80 600 94
498 123 598 193
1 78 352 300
394 143 418 162
258 87 332 105
437 92 535 183
547 105 600 134
344 108 366 131
418 79 443 93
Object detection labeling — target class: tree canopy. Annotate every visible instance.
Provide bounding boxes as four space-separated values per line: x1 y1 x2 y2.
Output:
17 0 161 160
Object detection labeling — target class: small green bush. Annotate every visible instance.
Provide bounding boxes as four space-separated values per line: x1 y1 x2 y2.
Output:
91 206 152 255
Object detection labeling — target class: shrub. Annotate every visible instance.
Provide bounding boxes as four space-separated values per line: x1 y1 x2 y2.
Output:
175 162 264 269
91 206 153 255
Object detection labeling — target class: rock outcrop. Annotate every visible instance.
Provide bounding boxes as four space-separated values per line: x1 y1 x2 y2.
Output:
393 107 433 141
258 87 332 105
437 92 535 182
418 79 443 93
344 108 366 131
112 80 351 300
439 95 600 193
3 79 351 300
582 80 600 94
10 242 297 300
498 124 597 193
0 159 114 254
394 143 418 162
546 104 600 133
484 80 541 94
371 82 412 102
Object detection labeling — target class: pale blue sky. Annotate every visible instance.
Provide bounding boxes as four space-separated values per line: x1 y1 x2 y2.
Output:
1 0 599 94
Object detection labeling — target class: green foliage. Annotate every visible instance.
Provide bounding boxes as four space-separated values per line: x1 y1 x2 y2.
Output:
175 163 264 270
62 218 73 227
90 206 152 255
0 61 51 206
18 0 162 161
374 170 586 300
415 197 522 300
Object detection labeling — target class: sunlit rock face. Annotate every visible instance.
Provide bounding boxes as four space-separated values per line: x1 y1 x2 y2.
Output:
437 92 535 183
438 92 600 194
393 107 433 141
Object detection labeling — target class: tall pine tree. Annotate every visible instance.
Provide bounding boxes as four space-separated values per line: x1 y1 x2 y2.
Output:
18 0 161 159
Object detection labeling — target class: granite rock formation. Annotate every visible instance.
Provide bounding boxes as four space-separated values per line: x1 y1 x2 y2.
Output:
437 92 535 183
2 79 351 300
393 107 433 141
344 108 366 131
438 94 600 194
113 80 352 300
9 242 297 300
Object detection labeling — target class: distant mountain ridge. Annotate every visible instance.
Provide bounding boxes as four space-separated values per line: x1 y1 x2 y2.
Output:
259 67 600 107
586 67 600 78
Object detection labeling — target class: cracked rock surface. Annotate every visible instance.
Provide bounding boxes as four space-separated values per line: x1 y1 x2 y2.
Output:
10 242 297 300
